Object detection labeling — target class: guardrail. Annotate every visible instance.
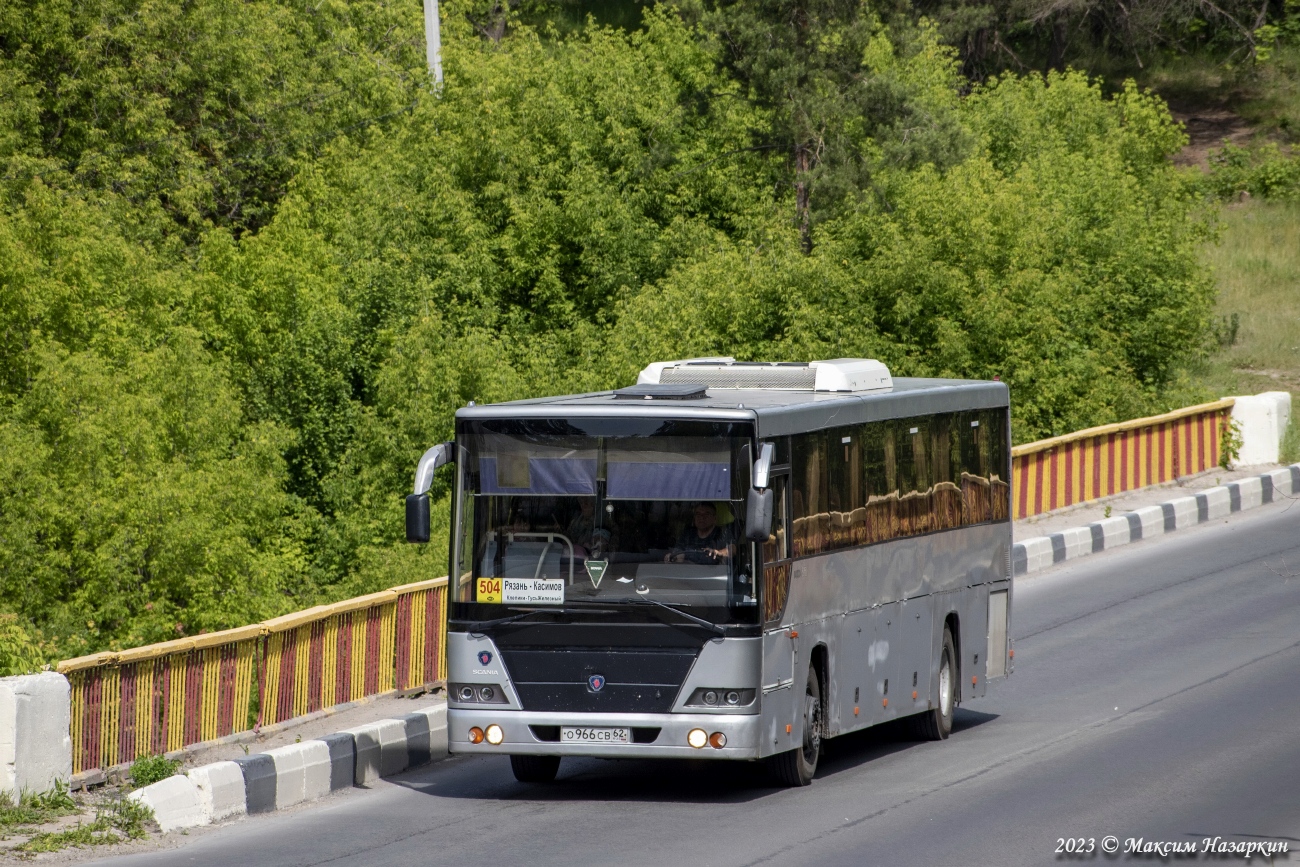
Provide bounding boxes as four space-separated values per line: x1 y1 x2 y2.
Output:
57 577 448 778
1012 399 1235 520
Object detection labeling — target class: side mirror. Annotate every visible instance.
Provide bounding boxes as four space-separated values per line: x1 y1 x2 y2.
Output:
407 441 454 544
406 494 431 544
745 487 774 542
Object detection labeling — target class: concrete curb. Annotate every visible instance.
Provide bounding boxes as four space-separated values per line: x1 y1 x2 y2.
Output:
132 702 446 833
1014 464 1300 576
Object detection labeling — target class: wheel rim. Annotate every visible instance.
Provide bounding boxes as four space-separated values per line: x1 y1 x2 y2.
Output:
938 652 952 718
802 690 821 764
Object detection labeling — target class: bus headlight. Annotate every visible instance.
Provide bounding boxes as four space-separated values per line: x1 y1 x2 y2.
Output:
685 688 755 708
687 728 708 749
485 724 505 745
450 683 508 704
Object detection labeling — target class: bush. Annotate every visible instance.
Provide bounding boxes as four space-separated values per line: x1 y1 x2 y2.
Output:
127 755 180 788
1202 142 1300 200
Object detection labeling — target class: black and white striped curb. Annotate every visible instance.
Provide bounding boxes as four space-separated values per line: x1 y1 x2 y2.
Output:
128 703 446 832
1013 465 1300 576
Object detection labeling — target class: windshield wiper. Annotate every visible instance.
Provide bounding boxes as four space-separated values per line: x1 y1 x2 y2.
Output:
466 609 565 633
466 602 618 634
623 598 726 637
463 598 724 636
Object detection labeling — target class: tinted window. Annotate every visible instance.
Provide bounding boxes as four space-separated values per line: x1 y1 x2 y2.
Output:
791 431 827 557
783 409 1009 560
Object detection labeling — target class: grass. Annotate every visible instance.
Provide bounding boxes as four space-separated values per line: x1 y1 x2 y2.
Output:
1188 198 1300 416
0 783 78 834
1 783 155 857
15 798 153 854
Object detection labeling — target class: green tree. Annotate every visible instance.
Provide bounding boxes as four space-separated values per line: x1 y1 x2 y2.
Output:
687 0 968 250
0 0 426 237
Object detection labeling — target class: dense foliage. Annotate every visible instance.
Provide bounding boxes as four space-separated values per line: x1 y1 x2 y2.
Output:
0 0 1220 665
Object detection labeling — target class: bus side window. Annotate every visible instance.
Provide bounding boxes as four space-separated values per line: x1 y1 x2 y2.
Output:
960 412 992 524
761 475 791 563
983 409 1011 522
931 414 961 531
792 431 827 557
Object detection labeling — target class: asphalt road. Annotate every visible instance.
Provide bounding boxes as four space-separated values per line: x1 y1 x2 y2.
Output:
97 502 1300 867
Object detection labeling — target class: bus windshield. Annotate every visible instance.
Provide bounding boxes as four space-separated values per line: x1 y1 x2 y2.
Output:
452 421 757 622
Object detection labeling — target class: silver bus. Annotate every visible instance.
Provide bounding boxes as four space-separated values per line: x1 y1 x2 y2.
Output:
406 359 1013 786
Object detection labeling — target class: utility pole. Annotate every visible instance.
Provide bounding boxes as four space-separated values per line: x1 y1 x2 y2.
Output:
423 0 443 89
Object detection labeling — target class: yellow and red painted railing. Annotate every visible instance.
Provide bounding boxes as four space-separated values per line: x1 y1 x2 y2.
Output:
58 577 448 776
1012 399 1235 519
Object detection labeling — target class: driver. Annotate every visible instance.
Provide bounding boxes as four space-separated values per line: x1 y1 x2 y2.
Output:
665 502 735 564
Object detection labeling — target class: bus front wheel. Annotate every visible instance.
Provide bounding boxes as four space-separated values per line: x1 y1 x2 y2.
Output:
768 665 822 787
510 754 561 783
911 626 956 741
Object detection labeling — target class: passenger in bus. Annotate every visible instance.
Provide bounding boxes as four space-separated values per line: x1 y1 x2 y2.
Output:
565 499 611 559
664 502 735 564
506 497 562 534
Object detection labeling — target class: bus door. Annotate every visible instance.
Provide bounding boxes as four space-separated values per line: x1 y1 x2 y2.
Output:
761 472 794 691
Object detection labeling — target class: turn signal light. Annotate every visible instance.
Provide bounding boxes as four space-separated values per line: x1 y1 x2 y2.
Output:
687 728 708 749
469 726 485 744
485 724 504 745
709 732 726 749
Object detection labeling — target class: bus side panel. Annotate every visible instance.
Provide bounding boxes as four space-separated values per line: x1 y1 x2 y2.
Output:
783 524 1009 627
759 683 796 759
837 607 895 734
958 583 989 702
986 579 1012 680
761 628 795 692
896 595 934 720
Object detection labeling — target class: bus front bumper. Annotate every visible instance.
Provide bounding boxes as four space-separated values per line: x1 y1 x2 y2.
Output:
447 707 766 760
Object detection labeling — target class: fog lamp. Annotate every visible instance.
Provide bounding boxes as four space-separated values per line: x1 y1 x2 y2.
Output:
709 732 727 749
687 728 708 749
485 723 505 745
468 726 485 744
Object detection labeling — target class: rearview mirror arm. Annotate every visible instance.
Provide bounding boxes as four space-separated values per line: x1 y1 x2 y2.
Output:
413 442 455 496
752 442 775 490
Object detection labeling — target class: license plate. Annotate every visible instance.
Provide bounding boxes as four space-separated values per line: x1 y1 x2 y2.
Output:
560 726 630 744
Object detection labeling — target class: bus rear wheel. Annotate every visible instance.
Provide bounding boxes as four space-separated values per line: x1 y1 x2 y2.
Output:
510 754 561 783
910 626 956 741
768 665 822 787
